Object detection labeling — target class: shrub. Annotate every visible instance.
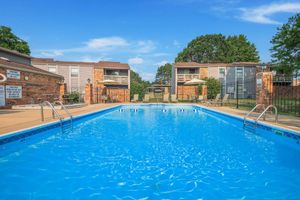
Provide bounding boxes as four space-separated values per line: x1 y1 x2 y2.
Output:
204 77 221 99
68 91 80 103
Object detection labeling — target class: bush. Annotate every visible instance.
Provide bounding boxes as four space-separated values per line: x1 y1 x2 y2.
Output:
68 91 80 103
204 77 221 99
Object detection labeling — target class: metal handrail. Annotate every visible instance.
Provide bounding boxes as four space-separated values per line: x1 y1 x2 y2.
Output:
54 101 73 123
40 101 63 127
256 105 278 124
243 104 265 126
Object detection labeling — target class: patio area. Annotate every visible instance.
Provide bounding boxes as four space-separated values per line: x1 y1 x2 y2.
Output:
0 103 120 135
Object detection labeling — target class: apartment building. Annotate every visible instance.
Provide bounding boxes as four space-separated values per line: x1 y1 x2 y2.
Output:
171 62 259 100
0 47 64 107
32 59 130 102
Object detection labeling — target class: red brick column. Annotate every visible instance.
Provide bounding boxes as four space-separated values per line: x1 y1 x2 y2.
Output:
85 83 93 104
202 85 207 100
256 72 273 109
59 83 67 102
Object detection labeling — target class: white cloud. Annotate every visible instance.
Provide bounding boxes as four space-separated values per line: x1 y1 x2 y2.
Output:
85 37 129 49
36 37 156 58
135 40 156 53
40 50 64 57
140 72 155 81
155 60 169 66
128 57 144 65
151 52 171 57
240 2 300 24
80 55 112 62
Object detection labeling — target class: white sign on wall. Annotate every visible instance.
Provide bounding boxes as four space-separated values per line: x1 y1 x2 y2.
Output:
7 70 20 79
0 85 5 106
6 85 22 99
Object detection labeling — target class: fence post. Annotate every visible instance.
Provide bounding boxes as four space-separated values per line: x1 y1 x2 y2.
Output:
220 83 223 106
236 80 239 109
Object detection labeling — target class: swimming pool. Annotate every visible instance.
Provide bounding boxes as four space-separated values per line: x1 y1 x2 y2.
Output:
1 104 300 199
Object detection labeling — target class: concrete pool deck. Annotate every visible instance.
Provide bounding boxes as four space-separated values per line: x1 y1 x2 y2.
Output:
0 103 299 135
0 103 120 135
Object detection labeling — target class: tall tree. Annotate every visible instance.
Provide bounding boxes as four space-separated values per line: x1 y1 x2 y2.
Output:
227 35 259 62
0 26 31 55
175 34 259 63
155 63 172 85
130 70 151 100
270 13 300 74
176 34 228 63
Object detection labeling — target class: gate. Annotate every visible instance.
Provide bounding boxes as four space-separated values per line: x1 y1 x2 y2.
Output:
272 75 300 116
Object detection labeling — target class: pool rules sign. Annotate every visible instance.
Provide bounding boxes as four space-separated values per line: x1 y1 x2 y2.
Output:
6 85 22 99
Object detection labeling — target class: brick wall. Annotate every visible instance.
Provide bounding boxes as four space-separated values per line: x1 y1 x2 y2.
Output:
256 72 273 106
199 68 208 79
94 68 104 85
177 85 198 100
107 88 130 102
0 67 63 106
93 68 130 102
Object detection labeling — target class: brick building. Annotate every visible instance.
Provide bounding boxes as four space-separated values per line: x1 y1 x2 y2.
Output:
0 47 64 108
32 59 130 103
171 62 208 100
171 62 259 100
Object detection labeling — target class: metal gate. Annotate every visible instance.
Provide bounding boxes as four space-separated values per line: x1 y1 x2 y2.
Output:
272 75 300 116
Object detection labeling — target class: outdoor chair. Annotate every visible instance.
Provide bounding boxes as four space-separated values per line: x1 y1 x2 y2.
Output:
111 96 118 103
171 94 178 103
163 94 169 103
101 95 108 103
143 94 150 103
210 94 229 106
198 95 205 103
209 93 221 103
204 94 220 106
131 94 139 102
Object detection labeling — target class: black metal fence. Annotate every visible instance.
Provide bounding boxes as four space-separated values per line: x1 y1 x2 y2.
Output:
221 78 256 109
219 74 300 117
272 75 300 116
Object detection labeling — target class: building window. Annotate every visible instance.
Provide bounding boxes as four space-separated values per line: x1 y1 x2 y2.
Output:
177 68 197 74
48 66 57 74
235 67 244 98
71 67 79 77
219 68 226 78
104 69 128 76
236 67 244 79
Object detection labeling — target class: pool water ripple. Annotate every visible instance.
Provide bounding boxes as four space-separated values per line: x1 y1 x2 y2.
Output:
0 105 300 199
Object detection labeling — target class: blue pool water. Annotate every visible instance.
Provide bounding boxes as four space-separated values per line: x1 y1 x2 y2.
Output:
0 104 300 199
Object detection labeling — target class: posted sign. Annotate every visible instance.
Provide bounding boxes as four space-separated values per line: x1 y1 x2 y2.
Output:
0 85 5 106
7 70 20 79
6 85 22 99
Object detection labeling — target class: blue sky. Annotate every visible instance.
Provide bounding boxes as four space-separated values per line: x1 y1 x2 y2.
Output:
1 0 300 81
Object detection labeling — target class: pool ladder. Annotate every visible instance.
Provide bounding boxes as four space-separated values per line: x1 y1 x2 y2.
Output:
40 101 73 132
244 104 278 129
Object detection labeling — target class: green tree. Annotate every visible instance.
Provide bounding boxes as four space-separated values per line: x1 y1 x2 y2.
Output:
155 63 172 84
270 13 300 74
204 77 221 99
130 70 151 100
176 34 228 63
175 34 259 63
0 26 31 55
227 35 259 62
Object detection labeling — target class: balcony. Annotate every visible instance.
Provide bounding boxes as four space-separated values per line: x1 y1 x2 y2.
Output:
177 74 199 82
103 75 129 85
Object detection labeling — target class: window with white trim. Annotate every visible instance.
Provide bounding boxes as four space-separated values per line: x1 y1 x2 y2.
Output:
219 68 226 78
71 67 79 77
